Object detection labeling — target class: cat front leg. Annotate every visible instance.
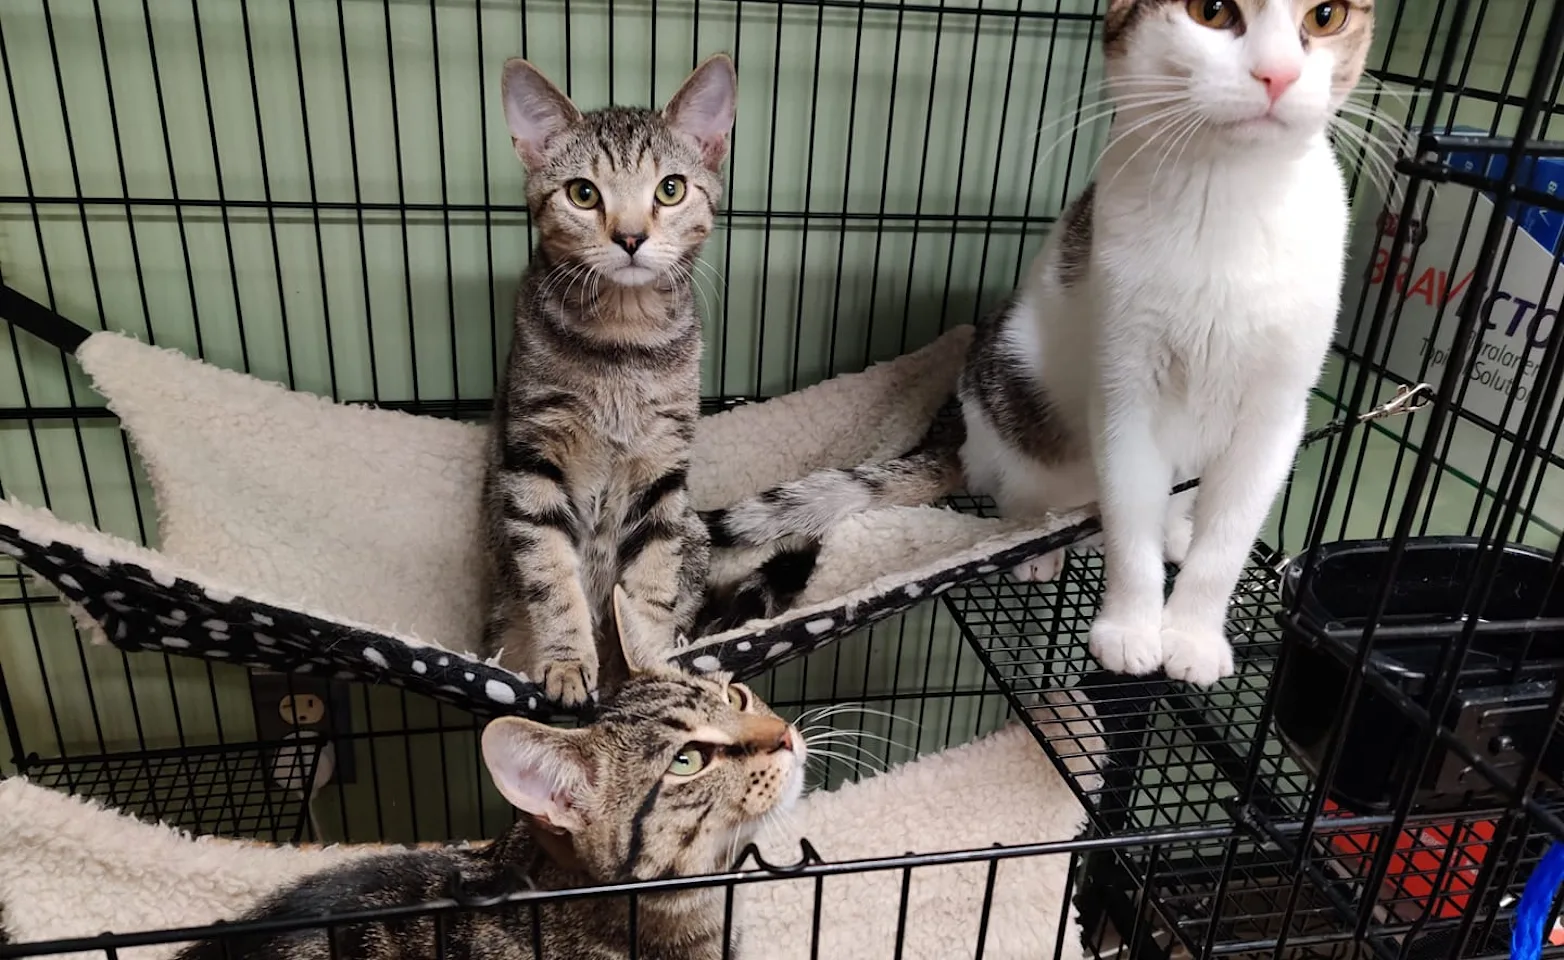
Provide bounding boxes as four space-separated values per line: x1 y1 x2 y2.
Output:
619 470 707 664
490 439 598 708
497 522 598 708
1088 381 1171 677
1160 402 1305 687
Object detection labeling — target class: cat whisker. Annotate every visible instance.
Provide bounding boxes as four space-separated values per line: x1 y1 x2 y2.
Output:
807 756 882 784
1347 77 1425 103
1167 113 1205 188
1098 104 1201 193
794 702 921 728
1148 110 1205 199
538 262 590 306
1030 77 1179 116
1029 91 1191 149
1031 86 1190 131
687 265 722 320
1346 153 1398 203
803 727 915 754
1099 101 1198 157
689 256 728 291
1328 117 1403 200
804 731 896 758
806 746 885 775
802 731 897 758
1330 121 1399 173
569 264 599 308
805 738 897 773
678 258 727 320
1056 75 1191 115
1333 102 1417 140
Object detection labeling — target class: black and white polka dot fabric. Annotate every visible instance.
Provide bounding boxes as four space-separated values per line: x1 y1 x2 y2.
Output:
0 518 1098 720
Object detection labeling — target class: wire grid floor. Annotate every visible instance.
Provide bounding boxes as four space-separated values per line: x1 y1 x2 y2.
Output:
941 524 1555 959
18 741 315 842
943 534 1306 835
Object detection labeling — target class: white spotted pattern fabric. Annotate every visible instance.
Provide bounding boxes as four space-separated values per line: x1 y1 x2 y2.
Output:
0 328 1098 720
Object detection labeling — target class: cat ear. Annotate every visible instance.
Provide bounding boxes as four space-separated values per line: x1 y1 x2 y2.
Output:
481 717 591 834
501 59 582 171
664 53 737 171
613 585 674 675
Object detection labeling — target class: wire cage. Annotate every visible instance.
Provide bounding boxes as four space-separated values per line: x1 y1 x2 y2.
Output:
4 0 1564 957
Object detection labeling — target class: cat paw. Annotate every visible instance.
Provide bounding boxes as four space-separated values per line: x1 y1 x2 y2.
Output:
1160 621 1234 687
1163 514 1193 566
540 659 598 708
1011 550 1066 583
1088 616 1163 676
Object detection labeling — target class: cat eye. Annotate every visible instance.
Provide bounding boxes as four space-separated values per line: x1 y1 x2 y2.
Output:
1302 2 1348 36
726 683 750 711
565 179 600 209
1185 0 1239 29
668 743 712 777
656 175 687 206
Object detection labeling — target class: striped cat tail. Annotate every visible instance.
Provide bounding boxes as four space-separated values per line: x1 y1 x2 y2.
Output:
692 402 965 635
699 446 964 549
700 399 967 548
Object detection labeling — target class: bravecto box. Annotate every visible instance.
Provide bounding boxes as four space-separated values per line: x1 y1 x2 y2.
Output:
1338 131 1564 535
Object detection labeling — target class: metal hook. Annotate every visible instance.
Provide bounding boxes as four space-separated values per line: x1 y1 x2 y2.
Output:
1300 382 1434 449
1357 382 1434 423
734 838 824 875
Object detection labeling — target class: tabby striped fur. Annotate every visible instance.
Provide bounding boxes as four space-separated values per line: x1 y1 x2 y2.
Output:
483 56 737 708
694 404 966 633
176 594 805 960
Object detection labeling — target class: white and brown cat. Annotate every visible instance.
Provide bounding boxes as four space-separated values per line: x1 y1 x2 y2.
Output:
960 0 1374 685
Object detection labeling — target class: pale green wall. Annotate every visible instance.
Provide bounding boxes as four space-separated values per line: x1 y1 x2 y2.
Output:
1 0 1559 839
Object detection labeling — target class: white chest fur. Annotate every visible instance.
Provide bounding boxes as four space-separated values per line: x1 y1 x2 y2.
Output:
962 134 1352 688
1055 137 1347 475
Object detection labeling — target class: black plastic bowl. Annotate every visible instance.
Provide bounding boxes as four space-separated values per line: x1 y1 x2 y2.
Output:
1276 537 1564 815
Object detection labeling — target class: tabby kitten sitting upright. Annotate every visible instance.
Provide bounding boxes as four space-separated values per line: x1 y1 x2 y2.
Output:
484 55 737 707
176 588 805 960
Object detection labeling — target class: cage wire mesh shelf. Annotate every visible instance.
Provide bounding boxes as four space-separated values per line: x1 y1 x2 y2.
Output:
942 521 1564 960
18 740 318 842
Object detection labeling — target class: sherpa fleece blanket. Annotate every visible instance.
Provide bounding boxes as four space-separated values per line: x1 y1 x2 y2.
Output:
0 327 1097 720
0 713 1102 960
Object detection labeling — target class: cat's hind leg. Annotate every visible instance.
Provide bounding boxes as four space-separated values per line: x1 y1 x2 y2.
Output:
963 419 1093 583
1001 477 1086 584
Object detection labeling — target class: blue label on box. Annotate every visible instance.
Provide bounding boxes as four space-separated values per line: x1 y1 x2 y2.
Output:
1432 127 1563 254
1441 124 1490 185
1523 208 1562 253
1494 155 1564 253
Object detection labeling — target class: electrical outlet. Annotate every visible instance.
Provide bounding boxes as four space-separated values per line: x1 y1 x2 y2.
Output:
250 672 355 784
280 693 327 726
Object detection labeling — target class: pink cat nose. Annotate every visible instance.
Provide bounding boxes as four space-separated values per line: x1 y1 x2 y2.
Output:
612 231 647 253
1252 64 1300 103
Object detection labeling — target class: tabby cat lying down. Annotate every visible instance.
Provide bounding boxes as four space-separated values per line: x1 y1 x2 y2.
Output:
177 588 805 960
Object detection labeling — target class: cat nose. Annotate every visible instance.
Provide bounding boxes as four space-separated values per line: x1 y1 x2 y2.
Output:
612 232 648 253
1251 64 1300 104
779 726 797 753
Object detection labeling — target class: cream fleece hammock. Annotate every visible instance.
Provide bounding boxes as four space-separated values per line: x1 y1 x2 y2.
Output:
0 289 1097 720
0 714 1102 960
